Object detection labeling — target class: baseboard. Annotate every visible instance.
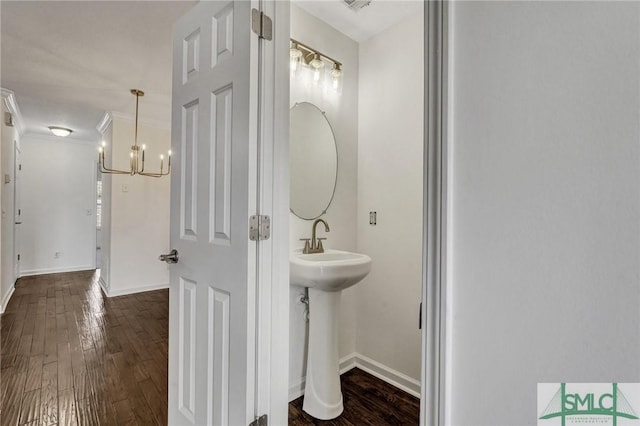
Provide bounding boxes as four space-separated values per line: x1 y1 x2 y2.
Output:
354 353 421 398
98 277 109 297
103 282 169 298
0 285 15 314
287 352 420 402
20 265 94 277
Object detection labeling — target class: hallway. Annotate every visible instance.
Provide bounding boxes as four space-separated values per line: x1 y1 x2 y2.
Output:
0 271 169 425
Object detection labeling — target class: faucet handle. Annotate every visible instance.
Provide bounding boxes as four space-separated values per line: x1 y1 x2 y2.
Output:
300 238 311 254
317 238 327 253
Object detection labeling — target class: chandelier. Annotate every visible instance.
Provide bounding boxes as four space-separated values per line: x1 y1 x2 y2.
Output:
98 89 171 177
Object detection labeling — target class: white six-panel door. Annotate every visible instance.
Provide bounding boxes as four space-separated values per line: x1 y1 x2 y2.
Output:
169 1 260 424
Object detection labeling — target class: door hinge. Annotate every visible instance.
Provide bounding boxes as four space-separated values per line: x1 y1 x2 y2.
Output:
4 112 13 127
17 254 20 261
249 215 271 241
251 8 272 41
18 164 21 171
419 302 422 329
249 414 268 426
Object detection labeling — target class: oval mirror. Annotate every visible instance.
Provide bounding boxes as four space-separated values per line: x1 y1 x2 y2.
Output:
290 102 338 220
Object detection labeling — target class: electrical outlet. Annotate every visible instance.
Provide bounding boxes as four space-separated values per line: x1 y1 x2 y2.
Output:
369 211 377 225
54 252 61 259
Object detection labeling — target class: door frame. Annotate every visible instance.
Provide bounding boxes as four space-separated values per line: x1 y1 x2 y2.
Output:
13 140 21 280
421 1 451 425
256 0 290 424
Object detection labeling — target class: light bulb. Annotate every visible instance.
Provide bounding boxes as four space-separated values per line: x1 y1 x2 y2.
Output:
142 144 146 151
160 154 164 160
101 141 106 147
98 147 103 153
290 45 302 74
331 64 343 92
130 152 134 159
168 150 172 156
309 54 324 84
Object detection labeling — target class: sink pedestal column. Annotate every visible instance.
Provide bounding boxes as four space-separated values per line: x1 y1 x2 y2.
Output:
303 288 343 420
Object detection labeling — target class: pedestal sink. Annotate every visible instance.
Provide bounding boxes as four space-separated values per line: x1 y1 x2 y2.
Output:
290 249 372 420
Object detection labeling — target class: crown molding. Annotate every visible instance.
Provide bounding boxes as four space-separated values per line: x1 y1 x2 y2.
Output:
96 111 113 135
110 111 171 131
0 88 25 137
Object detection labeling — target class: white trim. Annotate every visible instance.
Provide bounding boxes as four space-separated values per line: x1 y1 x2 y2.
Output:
0 285 15 314
422 1 450 425
20 265 94 277
263 1 291 425
354 354 421 399
23 133 98 147
0 88 25 137
96 112 113 135
101 282 169 298
98 276 109 296
110 111 171 130
288 352 421 402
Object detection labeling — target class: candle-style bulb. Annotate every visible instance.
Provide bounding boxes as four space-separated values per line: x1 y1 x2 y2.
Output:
142 144 146 151
130 152 134 158
160 154 164 160
101 141 106 147
168 149 172 156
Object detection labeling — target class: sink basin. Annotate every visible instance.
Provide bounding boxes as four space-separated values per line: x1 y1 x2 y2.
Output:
290 249 372 292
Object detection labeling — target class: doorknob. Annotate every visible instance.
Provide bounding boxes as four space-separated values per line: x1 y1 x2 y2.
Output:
159 249 179 264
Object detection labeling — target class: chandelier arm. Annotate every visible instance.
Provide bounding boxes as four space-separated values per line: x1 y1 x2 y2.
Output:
138 161 170 177
99 153 131 174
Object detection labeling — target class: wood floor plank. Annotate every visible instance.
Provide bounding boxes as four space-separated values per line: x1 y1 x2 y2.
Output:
58 387 78 426
57 342 73 391
40 362 58 425
18 388 40 425
112 398 138 426
24 354 44 392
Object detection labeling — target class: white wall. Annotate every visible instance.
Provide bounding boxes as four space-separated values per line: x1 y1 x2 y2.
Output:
20 135 97 275
449 2 640 424
0 94 19 312
104 117 170 296
289 3 359 398
99 122 113 290
356 9 423 391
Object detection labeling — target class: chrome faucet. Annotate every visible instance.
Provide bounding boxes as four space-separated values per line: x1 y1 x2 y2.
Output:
301 219 330 254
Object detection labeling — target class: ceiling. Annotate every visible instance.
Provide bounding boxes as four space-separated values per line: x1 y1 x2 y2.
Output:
1 1 419 143
0 1 195 142
293 0 422 43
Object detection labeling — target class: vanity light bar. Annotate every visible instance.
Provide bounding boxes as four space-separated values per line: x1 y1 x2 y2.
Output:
290 38 342 69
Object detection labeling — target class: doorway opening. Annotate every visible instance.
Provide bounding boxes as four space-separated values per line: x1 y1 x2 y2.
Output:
286 2 425 423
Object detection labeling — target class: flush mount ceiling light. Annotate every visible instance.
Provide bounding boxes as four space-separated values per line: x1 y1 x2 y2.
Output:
290 38 343 93
48 126 72 137
98 89 171 177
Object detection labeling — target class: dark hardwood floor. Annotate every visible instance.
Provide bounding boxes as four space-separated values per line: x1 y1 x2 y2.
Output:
2 271 418 426
289 368 420 426
0 271 168 425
